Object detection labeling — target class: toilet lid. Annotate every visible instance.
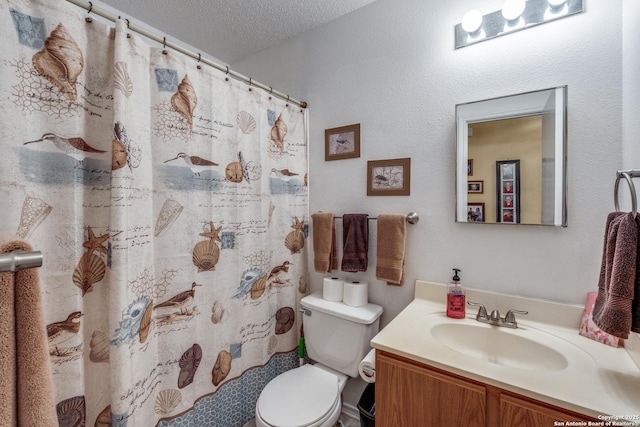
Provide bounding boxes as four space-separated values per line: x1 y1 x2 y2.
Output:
257 364 339 427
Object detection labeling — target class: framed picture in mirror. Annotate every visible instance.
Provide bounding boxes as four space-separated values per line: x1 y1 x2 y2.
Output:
467 202 484 222
468 180 483 193
325 123 360 161
496 160 520 223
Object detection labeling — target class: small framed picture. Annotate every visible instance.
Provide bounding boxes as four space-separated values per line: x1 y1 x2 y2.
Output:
367 157 411 196
467 180 484 193
467 202 485 222
325 123 360 161
467 159 474 176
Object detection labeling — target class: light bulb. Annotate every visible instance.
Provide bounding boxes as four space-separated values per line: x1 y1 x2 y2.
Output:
461 10 483 33
502 0 526 21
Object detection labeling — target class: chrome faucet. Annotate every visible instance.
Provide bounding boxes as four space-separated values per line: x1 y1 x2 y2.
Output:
467 302 528 329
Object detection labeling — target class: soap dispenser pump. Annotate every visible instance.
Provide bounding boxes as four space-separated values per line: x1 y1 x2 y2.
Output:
446 268 466 319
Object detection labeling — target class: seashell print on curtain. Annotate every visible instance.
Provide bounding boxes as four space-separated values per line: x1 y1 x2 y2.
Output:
0 1 308 426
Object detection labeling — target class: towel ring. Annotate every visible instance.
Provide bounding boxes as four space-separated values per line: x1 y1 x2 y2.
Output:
614 171 638 219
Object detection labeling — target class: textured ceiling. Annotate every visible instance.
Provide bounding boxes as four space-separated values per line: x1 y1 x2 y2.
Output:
99 0 379 64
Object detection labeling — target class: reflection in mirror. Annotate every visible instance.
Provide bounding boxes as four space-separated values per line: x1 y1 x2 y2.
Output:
456 87 567 226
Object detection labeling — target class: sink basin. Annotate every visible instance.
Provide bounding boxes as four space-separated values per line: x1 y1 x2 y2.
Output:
418 314 593 372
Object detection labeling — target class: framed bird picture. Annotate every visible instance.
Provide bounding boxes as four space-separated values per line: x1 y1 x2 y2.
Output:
367 157 411 196
325 123 360 161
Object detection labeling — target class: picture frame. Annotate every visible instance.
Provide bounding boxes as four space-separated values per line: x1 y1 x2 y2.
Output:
467 159 474 176
367 157 411 196
496 160 520 223
467 180 484 193
325 123 360 161
467 202 485 222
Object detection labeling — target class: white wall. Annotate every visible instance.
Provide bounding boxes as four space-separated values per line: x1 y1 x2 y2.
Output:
235 0 624 321
234 0 628 411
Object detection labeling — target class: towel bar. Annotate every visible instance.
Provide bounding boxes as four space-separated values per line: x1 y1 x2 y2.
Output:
332 212 419 225
0 250 43 272
614 169 639 219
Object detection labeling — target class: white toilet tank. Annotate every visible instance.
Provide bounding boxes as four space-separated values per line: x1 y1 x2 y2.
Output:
300 292 383 378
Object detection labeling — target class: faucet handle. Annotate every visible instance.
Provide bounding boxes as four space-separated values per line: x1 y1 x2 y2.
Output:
505 309 528 325
467 301 488 320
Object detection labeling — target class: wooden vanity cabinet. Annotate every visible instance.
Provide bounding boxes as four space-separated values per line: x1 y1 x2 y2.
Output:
376 351 598 427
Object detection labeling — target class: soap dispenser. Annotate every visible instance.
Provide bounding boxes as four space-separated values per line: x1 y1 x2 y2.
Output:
446 268 466 319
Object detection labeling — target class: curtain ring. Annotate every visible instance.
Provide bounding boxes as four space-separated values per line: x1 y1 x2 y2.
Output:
197 53 202 70
162 37 168 54
85 1 93 22
125 19 130 29
268 87 273 100
248 78 253 91
225 66 229 81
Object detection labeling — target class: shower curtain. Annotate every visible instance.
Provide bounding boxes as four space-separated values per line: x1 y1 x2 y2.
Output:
0 0 308 425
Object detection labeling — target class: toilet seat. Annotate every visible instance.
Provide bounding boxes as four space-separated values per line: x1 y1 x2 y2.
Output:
256 364 340 427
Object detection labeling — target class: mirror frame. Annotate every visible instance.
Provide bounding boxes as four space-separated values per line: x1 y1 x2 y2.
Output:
456 87 568 227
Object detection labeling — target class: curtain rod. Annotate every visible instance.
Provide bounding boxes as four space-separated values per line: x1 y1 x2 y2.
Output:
0 251 43 272
64 0 308 109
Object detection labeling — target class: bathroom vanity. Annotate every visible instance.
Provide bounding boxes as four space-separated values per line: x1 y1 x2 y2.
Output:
371 281 640 427
376 351 596 426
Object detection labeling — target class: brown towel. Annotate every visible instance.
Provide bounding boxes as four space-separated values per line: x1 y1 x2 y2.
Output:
633 215 640 334
376 214 406 286
312 212 338 273
341 214 369 272
0 236 57 427
592 213 638 339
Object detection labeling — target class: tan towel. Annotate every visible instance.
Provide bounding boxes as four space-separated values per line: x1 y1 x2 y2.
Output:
592 213 638 339
0 236 58 427
341 214 369 272
312 212 338 273
376 214 406 286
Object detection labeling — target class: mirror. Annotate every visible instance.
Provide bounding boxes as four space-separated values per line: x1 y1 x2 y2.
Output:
456 87 567 226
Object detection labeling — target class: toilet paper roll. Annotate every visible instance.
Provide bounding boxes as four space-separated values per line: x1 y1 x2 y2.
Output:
343 280 368 307
359 349 376 383
323 276 344 302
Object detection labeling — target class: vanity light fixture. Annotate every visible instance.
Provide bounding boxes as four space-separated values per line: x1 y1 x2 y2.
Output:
454 0 584 49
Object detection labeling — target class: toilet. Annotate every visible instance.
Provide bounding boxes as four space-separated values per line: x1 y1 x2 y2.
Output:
255 292 383 427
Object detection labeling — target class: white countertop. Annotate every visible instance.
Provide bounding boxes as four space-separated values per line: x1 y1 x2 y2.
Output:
371 281 640 423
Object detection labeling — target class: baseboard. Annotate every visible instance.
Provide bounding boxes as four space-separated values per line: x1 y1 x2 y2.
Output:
341 402 360 420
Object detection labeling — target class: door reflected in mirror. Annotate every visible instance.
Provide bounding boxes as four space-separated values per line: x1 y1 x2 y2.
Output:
456 87 567 226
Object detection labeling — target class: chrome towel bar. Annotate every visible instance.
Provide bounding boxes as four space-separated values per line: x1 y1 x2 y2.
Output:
0 250 43 272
